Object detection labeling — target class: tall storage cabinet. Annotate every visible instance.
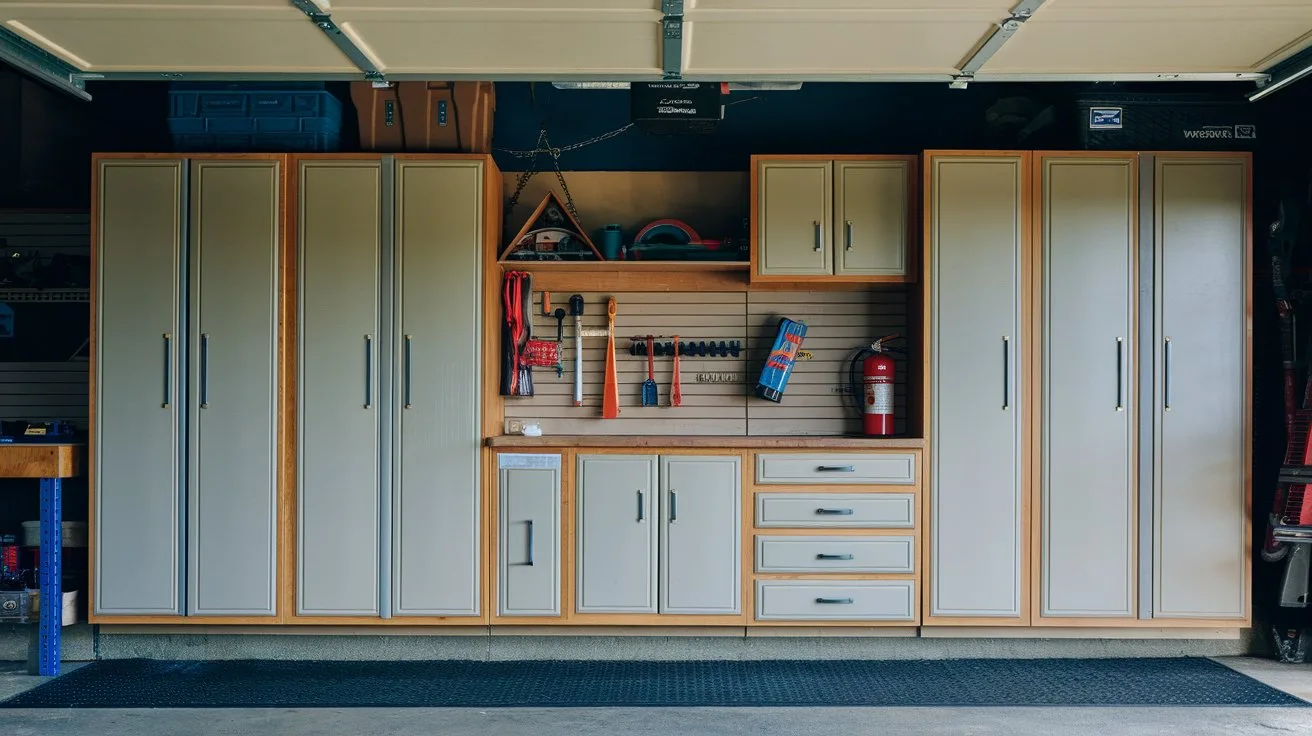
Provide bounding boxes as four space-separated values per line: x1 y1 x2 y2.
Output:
296 157 486 619
926 150 1250 626
94 155 282 618
926 153 1028 621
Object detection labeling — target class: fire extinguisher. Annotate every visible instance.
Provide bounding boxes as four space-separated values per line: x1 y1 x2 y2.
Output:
849 336 903 437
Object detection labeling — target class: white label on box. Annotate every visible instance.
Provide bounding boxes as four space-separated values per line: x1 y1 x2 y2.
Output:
498 453 562 470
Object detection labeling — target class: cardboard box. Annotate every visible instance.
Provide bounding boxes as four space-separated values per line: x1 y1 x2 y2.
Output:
28 588 77 627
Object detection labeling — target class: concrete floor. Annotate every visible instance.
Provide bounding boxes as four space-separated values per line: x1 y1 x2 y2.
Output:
0 658 1310 735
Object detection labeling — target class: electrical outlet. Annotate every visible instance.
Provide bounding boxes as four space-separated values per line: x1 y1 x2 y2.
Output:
505 418 525 434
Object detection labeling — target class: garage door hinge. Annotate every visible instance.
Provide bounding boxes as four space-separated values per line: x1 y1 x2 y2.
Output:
289 0 386 84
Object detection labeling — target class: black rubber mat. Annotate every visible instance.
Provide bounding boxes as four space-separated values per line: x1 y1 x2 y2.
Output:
2 657 1305 708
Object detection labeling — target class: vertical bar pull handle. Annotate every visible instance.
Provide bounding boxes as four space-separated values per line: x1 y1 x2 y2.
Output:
199 333 210 409
813 221 823 252
845 220 854 251
525 520 535 566
1163 337 1172 411
669 490 677 523
162 333 172 408
404 335 413 409
1002 336 1010 411
637 490 645 522
364 334 373 409
1116 337 1125 411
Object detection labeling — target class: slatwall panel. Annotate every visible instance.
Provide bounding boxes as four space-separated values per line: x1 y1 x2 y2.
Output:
0 212 91 255
747 289 908 437
504 287 908 436
0 362 88 426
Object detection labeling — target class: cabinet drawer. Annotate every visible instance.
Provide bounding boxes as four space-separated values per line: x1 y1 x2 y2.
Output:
755 493 914 528
755 453 915 485
755 535 914 573
755 580 915 621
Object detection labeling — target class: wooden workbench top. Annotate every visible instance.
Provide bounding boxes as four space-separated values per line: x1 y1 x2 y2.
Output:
486 435 924 450
0 444 84 479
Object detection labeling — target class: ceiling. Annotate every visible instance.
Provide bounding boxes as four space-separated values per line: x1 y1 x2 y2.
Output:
1 1 1310 90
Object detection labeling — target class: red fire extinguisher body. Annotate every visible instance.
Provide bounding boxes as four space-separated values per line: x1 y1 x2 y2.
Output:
863 352 895 436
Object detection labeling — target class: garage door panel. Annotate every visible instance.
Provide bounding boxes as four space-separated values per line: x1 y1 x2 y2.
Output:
328 0 658 8
984 6 1312 73
1 9 355 72
693 0 1011 8
686 14 995 75
341 16 660 74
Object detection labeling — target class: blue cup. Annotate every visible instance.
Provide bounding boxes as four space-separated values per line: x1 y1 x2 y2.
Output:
600 224 623 260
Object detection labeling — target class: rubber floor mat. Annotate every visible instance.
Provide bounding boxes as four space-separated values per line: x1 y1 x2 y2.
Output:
2 657 1305 708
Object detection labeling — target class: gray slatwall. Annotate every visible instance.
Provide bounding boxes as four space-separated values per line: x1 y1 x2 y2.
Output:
0 212 90 427
505 288 908 436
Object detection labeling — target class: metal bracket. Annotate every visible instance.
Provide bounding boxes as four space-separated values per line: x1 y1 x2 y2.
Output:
289 0 386 84
0 27 91 101
661 1 685 80
951 0 1048 87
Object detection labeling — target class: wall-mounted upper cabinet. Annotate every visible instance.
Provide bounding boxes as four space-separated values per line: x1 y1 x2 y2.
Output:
751 156 916 284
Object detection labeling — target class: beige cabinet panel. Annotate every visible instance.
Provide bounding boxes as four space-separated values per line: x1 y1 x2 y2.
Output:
1038 156 1136 618
835 161 909 276
187 159 281 617
1153 156 1248 620
757 161 832 276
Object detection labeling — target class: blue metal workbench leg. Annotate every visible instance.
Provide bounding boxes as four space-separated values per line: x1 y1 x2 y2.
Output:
38 477 61 677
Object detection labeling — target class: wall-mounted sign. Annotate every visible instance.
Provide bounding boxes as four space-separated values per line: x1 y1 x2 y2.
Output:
1089 107 1123 130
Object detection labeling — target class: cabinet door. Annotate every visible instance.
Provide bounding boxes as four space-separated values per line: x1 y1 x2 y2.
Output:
393 161 483 616
576 455 658 614
1153 156 1248 619
297 161 382 616
187 159 280 616
835 160 910 277
498 457 561 616
659 455 741 614
1039 156 1136 618
94 159 185 615
756 160 832 276
928 154 1026 619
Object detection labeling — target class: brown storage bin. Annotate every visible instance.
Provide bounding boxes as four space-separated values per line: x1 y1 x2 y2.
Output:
351 81 495 153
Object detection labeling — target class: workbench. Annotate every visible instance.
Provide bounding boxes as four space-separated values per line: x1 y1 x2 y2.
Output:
0 444 82 676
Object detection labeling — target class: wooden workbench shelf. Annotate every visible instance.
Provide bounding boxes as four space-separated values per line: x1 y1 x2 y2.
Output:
487 435 924 449
497 261 751 292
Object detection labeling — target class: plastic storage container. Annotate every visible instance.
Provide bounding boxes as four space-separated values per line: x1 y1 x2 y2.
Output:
168 82 343 152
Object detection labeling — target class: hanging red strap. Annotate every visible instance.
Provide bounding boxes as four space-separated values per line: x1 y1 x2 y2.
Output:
504 271 526 395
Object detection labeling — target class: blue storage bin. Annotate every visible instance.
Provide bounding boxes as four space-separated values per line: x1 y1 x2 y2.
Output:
167 82 343 153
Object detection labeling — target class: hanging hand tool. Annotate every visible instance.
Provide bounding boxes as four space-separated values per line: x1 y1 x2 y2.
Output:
543 291 552 316
671 333 682 407
553 308 566 342
602 298 620 418
642 335 658 407
569 294 584 406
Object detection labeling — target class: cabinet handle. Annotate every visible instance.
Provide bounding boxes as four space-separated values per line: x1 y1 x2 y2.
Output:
815 508 854 516
845 220 853 252
1163 337 1172 411
813 221 823 252
162 333 172 408
525 520 534 567
1002 335 1010 411
199 333 210 409
669 490 677 523
404 335 413 409
637 490 644 522
816 553 854 561
817 465 855 473
1116 337 1124 412
815 597 854 605
364 334 373 409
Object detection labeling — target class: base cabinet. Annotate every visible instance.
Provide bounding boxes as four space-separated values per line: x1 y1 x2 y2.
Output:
498 455 561 617
576 454 741 616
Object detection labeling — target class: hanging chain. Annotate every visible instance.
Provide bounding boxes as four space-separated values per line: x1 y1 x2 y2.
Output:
500 124 634 221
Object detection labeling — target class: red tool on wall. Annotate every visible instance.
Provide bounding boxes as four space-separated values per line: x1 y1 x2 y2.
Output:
670 334 682 407
602 298 620 418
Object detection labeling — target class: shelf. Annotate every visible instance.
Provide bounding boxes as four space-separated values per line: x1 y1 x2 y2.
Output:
497 261 751 293
487 435 925 450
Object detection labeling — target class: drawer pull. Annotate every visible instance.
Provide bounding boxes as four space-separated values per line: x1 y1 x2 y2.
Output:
816 553 854 561
815 597 855 605
816 465 856 473
815 508 854 516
